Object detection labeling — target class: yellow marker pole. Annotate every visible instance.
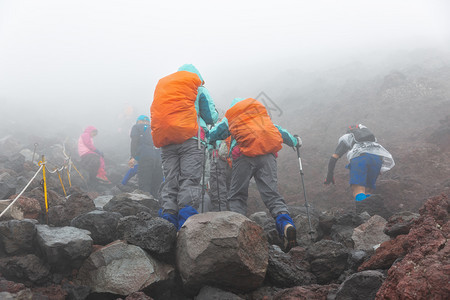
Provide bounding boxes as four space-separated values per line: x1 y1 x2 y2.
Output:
72 162 86 181
39 155 49 224
57 170 67 197
66 167 72 187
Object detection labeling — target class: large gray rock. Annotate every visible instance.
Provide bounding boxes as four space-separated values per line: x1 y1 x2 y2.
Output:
103 192 159 217
0 181 16 200
352 215 390 253
0 219 37 255
0 254 50 284
266 245 316 287
71 210 122 245
36 225 92 272
47 191 96 226
76 240 174 296
307 240 349 284
177 211 268 295
93 195 114 209
335 270 385 300
293 213 321 246
117 212 176 255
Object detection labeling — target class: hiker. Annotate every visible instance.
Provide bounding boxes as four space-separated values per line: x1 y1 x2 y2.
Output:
207 97 299 252
78 126 110 185
128 115 163 197
209 140 231 211
324 124 395 205
151 64 218 230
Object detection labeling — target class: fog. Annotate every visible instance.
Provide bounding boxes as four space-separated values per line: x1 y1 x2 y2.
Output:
0 0 449 141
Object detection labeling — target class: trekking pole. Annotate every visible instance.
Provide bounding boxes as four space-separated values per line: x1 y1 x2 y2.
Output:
294 135 315 239
213 143 221 211
201 142 208 213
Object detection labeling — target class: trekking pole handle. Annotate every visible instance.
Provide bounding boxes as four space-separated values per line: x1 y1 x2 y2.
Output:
294 135 302 148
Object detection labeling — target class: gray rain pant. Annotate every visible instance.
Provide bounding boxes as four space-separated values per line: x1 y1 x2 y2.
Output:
209 156 230 211
228 153 289 218
160 139 204 213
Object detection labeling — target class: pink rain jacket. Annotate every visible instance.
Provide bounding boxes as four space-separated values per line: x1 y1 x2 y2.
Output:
78 126 98 157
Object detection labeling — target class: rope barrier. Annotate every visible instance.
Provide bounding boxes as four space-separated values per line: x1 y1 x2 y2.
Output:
0 165 43 219
0 143 88 220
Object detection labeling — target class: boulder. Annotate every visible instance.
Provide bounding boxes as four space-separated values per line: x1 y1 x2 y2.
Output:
293 213 321 246
103 192 158 217
71 210 122 245
0 254 50 284
92 195 114 209
117 212 176 255
36 225 93 272
76 240 174 296
48 191 96 226
384 211 420 238
265 245 315 287
335 270 385 300
306 240 349 284
352 215 390 253
0 197 41 220
0 219 37 255
176 211 268 295
0 182 16 200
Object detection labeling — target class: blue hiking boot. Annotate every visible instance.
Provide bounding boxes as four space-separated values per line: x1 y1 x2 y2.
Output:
178 206 198 230
159 209 178 229
276 213 298 253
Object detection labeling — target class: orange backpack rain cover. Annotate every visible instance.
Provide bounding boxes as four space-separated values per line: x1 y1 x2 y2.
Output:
151 71 202 148
225 98 283 157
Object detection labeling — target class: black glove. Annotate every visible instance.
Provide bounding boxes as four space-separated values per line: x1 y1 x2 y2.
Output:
324 173 335 185
324 156 338 185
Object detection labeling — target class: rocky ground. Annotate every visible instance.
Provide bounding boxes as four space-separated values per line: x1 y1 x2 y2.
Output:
0 54 449 299
0 135 448 299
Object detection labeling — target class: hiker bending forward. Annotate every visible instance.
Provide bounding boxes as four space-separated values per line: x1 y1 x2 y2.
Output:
208 97 299 252
151 64 218 230
324 124 395 202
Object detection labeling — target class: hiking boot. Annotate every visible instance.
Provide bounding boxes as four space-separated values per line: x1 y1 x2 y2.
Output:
283 224 297 253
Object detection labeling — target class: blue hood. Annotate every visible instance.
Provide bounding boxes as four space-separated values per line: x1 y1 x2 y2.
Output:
178 64 204 84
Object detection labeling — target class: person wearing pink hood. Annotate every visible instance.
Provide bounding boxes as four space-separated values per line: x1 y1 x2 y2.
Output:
78 126 111 185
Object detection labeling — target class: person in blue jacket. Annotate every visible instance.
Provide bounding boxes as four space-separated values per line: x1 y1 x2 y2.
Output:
128 115 163 198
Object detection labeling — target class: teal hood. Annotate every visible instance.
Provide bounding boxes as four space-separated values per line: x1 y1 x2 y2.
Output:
230 97 246 108
178 64 204 84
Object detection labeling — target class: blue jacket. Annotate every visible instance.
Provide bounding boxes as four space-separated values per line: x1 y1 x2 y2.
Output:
130 123 160 161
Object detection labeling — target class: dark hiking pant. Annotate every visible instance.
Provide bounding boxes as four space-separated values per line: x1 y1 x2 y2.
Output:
228 153 289 218
160 139 204 213
209 156 230 211
138 158 163 198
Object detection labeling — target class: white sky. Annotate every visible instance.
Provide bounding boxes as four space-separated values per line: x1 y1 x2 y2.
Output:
0 0 449 129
